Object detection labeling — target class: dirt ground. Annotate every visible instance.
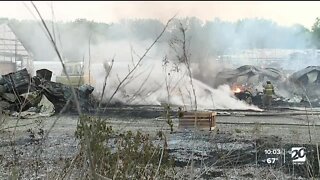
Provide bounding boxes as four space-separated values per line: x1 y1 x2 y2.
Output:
1 109 320 179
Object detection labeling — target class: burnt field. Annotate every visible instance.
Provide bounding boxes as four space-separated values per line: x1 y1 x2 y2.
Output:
3 3 320 179
1 106 320 179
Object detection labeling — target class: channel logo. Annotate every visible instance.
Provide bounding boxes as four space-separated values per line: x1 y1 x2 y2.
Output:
291 147 306 164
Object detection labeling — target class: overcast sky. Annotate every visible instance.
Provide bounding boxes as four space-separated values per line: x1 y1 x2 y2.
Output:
1 1 320 29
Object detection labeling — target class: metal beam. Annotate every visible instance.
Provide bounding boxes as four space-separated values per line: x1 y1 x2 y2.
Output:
0 43 24 46
0 49 27 51
0 38 18 42
0 52 28 57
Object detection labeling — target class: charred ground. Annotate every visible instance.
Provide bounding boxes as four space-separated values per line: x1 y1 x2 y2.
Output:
1 105 320 179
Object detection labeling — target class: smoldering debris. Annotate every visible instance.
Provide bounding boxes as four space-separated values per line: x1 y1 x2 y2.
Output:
284 66 320 106
97 63 320 108
289 66 320 98
0 68 94 115
215 65 285 89
214 65 320 107
290 66 320 85
3 64 320 117
89 60 262 111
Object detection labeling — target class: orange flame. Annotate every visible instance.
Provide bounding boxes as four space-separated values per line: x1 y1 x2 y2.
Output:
233 87 242 93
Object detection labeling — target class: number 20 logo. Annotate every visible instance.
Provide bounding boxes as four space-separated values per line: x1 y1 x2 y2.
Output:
291 147 306 163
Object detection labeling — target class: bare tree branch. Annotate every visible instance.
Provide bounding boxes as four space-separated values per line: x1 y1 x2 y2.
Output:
98 58 115 109
169 21 197 111
102 16 175 110
31 1 82 115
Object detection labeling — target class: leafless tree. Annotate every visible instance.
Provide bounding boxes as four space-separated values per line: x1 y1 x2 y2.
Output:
98 58 114 109
101 16 175 112
169 21 198 111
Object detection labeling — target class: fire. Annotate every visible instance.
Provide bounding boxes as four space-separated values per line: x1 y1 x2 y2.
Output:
233 87 242 93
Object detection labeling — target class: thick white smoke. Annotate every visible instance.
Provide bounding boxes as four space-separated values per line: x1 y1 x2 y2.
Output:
89 59 261 111
33 38 261 111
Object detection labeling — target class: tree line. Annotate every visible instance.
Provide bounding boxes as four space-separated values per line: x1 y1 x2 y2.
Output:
1 17 320 61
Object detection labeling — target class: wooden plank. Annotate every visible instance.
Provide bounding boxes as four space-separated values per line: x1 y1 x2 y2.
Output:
178 111 217 131
179 119 212 123
183 112 212 116
182 116 211 119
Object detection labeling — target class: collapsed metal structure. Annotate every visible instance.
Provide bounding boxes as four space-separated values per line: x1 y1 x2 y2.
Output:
216 65 320 107
0 23 33 74
215 65 285 88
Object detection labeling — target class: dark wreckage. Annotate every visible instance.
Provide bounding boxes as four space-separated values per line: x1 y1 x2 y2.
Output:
0 68 94 114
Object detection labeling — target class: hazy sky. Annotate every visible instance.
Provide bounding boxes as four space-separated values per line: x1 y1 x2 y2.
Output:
1 1 320 29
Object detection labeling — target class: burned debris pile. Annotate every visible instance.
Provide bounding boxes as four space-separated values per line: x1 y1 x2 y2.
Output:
214 65 287 107
289 66 320 103
285 66 320 106
2 64 320 115
215 65 285 88
0 68 94 115
215 65 320 107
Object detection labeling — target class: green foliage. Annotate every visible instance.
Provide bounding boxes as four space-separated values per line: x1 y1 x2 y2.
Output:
8 166 19 180
252 123 262 136
74 115 174 179
312 17 320 48
235 128 242 133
